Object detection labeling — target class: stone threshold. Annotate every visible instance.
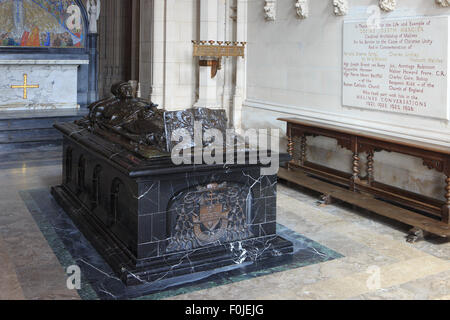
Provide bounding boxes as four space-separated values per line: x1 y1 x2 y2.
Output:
0 108 88 120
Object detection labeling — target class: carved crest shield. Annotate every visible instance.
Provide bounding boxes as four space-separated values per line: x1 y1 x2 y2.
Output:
193 192 230 243
166 182 252 253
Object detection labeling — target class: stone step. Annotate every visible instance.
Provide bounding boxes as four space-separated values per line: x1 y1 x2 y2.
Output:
0 109 87 130
0 109 86 152
0 128 62 144
0 116 82 131
0 108 88 121
0 140 62 153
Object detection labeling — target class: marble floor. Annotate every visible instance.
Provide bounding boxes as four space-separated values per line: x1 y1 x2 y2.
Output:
0 155 449 300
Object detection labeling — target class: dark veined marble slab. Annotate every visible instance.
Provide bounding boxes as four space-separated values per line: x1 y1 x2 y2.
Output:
20 188 344 300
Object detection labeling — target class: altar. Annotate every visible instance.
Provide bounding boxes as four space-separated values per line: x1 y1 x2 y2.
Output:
0 59 89 110
0 0 96 111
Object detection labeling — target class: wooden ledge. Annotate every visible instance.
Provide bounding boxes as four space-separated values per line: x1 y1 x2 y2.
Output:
278 117 450 156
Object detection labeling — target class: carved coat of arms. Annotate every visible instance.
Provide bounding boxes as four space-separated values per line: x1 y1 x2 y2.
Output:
193 191 230 243
167 182 252 252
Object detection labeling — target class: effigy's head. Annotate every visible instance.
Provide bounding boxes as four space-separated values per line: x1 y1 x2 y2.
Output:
111 81 134 99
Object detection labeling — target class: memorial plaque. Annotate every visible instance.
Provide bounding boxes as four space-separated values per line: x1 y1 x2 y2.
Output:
343 16 449 119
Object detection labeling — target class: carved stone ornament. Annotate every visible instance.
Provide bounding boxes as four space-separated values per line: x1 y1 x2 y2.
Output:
166 182 252 252
333 0 349 16
295 0 309 19
436 0 450 7
264 0 276 21
86 0 101 33
379 0 396 12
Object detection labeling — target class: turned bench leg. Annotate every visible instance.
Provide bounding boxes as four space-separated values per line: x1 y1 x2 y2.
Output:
287 135 294 169
351 153 360 191
367 150 374 186
443 176 450 224
287 133 307 168
350 137 361 191
300 135 307 166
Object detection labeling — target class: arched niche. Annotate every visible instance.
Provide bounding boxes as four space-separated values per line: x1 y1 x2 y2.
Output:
65 147 73 183
92 164 102 207
110 178 125 227
77 154 86 190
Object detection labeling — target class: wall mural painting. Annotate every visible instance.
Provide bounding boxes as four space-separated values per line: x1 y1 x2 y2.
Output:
0 0 84 48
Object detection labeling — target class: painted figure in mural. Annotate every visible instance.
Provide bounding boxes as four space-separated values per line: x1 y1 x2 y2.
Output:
62 32 74 47
0 0 84 48
86 0 101 33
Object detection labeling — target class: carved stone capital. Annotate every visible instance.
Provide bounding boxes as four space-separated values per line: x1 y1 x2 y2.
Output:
436 0 450 7
295 0 309 19
379 0 396 12
333 0 348 16
264 0 277 21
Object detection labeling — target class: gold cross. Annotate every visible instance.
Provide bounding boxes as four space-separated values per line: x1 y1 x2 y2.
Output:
11 74 39 99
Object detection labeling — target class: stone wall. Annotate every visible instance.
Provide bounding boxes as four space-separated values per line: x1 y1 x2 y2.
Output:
243 0 450 200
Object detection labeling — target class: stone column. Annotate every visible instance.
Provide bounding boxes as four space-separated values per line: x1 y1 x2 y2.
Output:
87 33 99 104
194 0 219 109
218 0 233 120
232 0 247 130
146 0 164 107
130 0 140 81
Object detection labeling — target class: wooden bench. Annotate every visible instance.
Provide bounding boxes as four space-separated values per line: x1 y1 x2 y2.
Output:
278 117 450 241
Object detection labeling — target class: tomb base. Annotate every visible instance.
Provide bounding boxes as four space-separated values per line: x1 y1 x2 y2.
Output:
52 123 293 286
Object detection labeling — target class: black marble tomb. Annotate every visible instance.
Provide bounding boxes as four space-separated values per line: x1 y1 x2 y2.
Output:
52 83 293 285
